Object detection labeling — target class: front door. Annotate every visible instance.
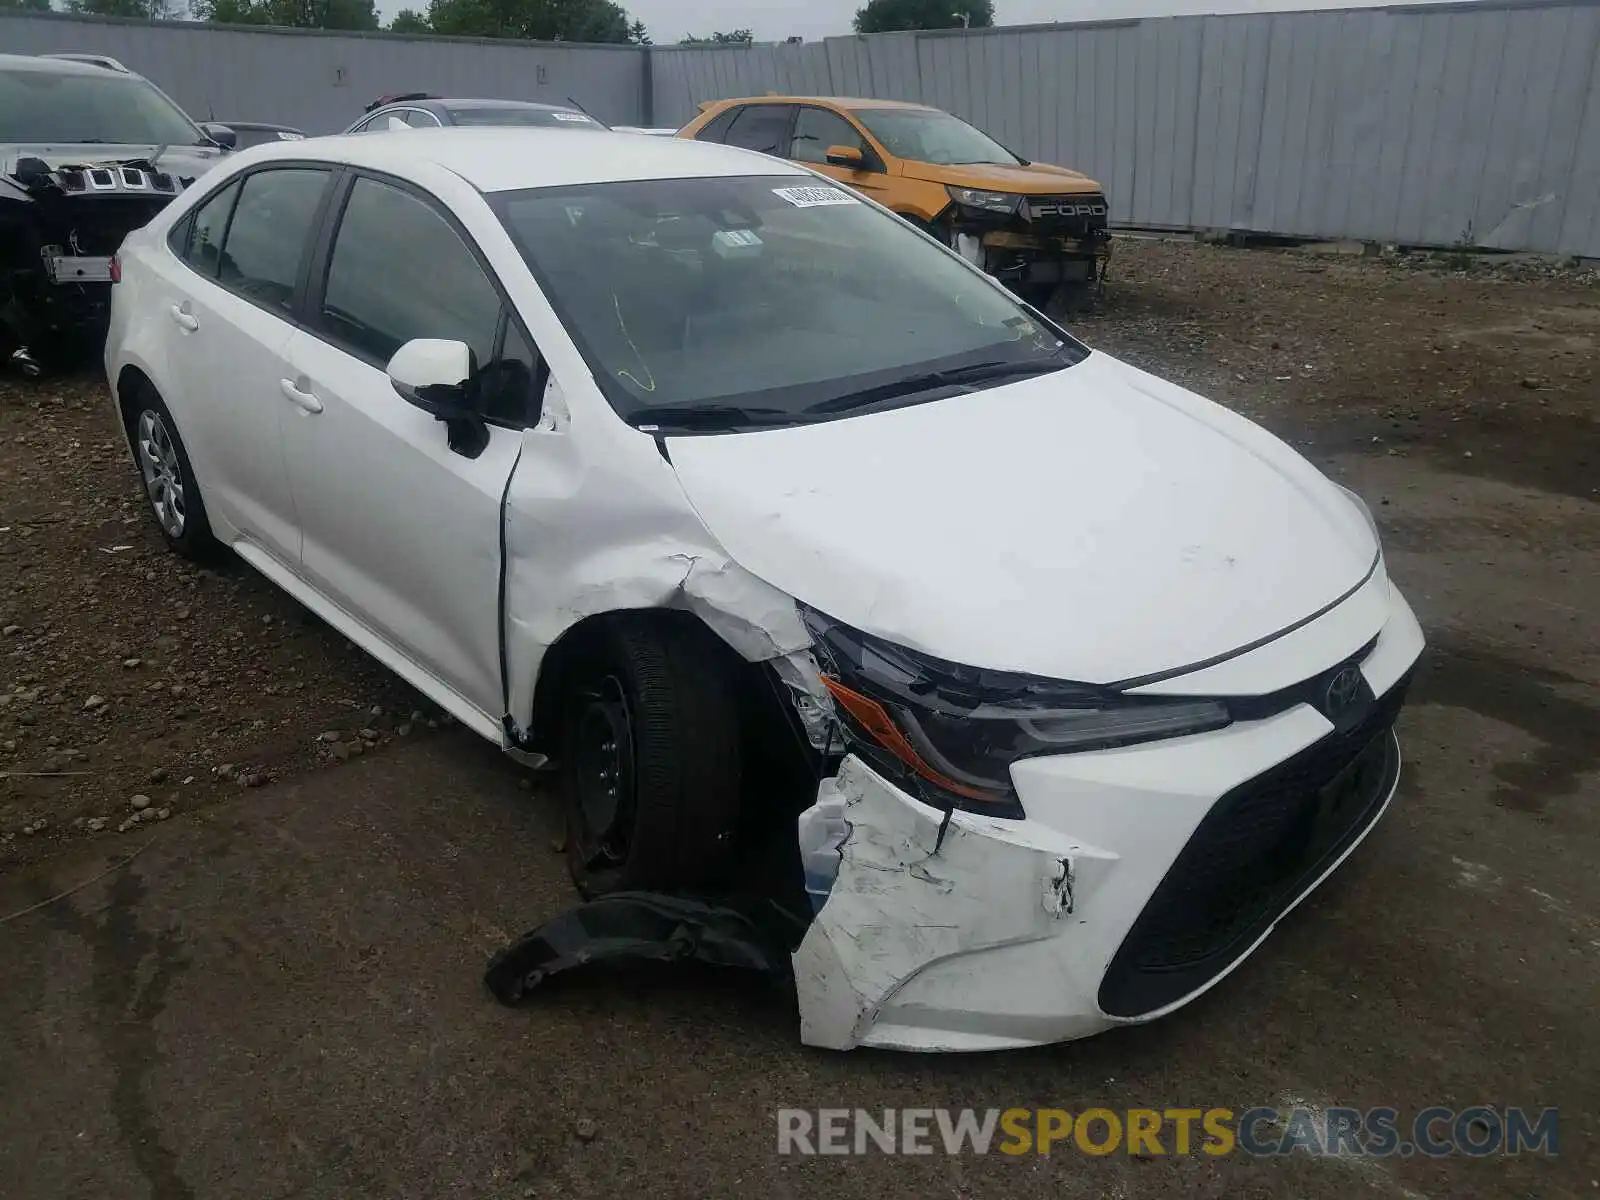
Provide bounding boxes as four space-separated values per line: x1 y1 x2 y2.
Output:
276 172 545 724
788 106 896 204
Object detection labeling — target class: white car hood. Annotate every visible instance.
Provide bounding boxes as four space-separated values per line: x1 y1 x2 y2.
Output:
665 351 1378 685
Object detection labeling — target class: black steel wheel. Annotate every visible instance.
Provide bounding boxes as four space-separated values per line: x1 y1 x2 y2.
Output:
559 615 743 898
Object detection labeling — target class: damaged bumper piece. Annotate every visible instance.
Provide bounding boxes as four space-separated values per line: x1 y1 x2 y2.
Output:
945 193 1112 291
794 587 1422 1052
491 581 1423 1053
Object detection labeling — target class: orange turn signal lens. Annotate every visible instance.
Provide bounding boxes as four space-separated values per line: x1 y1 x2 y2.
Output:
821 676 997 803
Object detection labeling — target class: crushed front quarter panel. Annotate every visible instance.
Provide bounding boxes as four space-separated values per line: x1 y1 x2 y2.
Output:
500 388 821 737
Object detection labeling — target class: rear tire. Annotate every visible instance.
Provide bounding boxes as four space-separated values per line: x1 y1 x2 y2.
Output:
559 615 743 898
121 384 219 561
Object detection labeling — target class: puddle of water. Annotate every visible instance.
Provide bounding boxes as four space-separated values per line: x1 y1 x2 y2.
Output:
1413 635 1600 814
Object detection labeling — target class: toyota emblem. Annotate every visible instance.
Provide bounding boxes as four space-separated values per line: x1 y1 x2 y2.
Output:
1324 666 1365 717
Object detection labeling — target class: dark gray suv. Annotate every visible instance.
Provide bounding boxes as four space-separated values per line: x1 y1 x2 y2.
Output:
1 52 236 375
344 94 607 134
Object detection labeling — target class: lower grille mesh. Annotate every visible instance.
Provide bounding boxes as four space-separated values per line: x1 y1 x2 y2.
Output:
1098 676 1410 1018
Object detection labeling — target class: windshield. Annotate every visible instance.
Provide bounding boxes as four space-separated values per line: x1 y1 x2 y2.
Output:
854 107 1020 166
450 107 602 129
492 175 1084 430
0 67 204 146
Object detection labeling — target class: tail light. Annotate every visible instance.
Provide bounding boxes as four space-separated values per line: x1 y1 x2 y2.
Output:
109 254 121 284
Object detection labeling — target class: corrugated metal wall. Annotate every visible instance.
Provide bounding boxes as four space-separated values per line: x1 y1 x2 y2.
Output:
7 5 1600 254
653 1 1600 257
0 11 642 134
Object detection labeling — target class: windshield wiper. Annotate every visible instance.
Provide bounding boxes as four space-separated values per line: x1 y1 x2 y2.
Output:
625 403 800 431
806 357 1067 416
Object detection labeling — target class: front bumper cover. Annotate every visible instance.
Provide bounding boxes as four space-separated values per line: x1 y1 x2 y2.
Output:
793 583 1425 1051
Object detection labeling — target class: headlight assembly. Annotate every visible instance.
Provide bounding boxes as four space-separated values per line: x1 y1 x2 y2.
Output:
801 606 1232 819
946 185 1021 215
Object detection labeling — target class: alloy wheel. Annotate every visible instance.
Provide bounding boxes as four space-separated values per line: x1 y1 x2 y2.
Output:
135 409 186 538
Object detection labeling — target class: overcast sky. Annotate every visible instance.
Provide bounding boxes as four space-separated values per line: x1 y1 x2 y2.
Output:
609 0 1450 45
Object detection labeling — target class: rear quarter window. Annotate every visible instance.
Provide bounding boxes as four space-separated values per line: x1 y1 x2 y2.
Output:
692 106 740 144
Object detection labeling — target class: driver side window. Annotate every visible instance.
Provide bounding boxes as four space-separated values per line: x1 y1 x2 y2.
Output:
316 175 542 426
790 107 867 166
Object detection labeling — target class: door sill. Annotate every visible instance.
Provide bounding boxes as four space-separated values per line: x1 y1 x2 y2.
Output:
230 539 504 745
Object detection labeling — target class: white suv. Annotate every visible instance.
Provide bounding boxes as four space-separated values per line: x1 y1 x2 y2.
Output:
105 128 1424 1052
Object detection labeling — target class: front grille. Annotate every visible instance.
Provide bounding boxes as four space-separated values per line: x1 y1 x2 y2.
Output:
1098 675 1411 1018
1023 193 1110 239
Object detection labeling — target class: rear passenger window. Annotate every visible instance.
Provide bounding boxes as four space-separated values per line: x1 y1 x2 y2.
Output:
693 106 739 143
723 105 794 155
319 176 502 372
217 168 328 313
174 179 239 276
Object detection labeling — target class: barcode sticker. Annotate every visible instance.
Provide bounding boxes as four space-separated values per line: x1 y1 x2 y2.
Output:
552 112 596 123
772 185 859 208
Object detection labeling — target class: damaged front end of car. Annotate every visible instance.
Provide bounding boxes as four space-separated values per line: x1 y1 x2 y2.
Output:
1 152 193 375
941 187 1112 303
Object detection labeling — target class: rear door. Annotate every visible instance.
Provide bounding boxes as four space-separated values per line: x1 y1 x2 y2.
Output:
276 170 545 727
155 164 335 563
788 105 896 203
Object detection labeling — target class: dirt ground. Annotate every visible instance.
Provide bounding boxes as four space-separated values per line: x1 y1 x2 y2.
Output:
0 237 1596 1198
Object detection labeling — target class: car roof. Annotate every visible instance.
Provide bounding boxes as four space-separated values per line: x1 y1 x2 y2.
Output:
246 127 810 193
706 96 933 112
436 99 582 113
0 52 137 78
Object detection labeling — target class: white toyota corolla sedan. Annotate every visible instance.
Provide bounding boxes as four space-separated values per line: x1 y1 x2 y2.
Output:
105 128 1424 1052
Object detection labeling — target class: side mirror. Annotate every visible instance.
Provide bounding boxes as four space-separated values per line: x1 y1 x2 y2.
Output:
387 338 475 418
825 144 864 168
200 122 237 149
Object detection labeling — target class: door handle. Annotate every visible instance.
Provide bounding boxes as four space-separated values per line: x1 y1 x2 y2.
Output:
169 304 199 332
279 377 324 414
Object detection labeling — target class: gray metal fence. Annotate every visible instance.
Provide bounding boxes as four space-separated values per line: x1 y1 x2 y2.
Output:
0 10 642 134
7 4 1600 256
652 1 1600 258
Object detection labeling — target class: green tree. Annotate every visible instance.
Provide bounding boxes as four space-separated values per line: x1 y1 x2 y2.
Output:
424 0 634 42
191 0 377 25
678 28 752 45
389 6 429 30
626 17 649 44
853 0 992 34
67 0 176 16
0 0 54 11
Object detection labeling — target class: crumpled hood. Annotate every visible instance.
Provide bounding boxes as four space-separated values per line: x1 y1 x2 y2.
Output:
2 142 226 185
900 159 1103 195
665 352 1378 685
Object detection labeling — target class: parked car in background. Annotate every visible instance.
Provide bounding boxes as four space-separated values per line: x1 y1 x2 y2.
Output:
1 51 234 376
679 96 1110 308
106 126 1422 1054
345 93 606 134
216 121 306 150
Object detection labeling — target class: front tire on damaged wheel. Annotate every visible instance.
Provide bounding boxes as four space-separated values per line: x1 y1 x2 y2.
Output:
559 614 743 899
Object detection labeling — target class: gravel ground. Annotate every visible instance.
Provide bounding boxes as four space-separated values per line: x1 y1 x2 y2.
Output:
0 237 1596 1197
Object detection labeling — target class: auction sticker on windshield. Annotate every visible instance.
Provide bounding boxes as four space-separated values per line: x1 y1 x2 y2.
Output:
772 185 859 208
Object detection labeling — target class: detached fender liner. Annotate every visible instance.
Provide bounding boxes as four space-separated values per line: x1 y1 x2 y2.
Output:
484 892 805 1003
